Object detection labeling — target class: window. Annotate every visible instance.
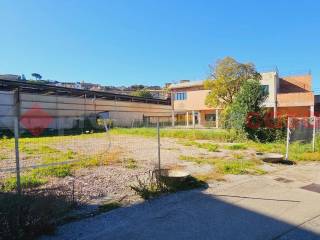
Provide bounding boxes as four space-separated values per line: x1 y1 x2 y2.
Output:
174 92 187 101
205 114 216 122
261 85 269 96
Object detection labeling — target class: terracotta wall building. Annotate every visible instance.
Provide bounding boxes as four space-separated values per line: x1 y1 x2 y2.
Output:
169 71 316 128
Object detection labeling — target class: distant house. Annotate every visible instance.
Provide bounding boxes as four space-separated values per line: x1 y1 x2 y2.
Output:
0 74 21 81
169 71 316 128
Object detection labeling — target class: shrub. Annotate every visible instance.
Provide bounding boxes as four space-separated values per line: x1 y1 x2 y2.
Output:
131 172 206 200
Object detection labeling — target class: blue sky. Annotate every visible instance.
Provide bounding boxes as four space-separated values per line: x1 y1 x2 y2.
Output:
0 0 319 90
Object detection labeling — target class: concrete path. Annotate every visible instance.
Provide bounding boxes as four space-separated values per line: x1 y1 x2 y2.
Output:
43 165 320 240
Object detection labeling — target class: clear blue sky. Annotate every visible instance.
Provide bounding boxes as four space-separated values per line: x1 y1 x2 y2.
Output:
0 0 319 90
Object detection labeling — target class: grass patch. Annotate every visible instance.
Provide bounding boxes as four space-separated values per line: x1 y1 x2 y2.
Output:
247 140 320 162
179 155 265 175
216 159 266 175
225 143 247 150
180 141 219 152
110 128 238 142
123 158 138 169
1 173 48 192
32 164 72 178
98 201 122 213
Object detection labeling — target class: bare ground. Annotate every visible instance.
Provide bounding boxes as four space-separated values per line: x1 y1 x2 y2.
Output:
0 133 302 206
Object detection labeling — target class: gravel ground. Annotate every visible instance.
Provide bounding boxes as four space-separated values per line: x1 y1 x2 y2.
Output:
0 133 268 205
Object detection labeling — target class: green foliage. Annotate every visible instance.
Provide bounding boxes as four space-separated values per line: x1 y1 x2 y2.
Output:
131 172 206 200
31 72 42 80
124 158 138 169
1 174 48 192
227 79 266 134
179 155 265 175
132 88 153 98
204 57 261 108
225 144 247 150
32 165 72 178
216 159 266 175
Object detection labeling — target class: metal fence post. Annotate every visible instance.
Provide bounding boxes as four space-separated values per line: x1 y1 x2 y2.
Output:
14 88 21 194
157 117 161 170
312 116 316 152
285 117 290 161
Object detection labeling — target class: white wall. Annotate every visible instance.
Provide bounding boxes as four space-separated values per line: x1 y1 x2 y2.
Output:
0 91 171 130
260 72 278 108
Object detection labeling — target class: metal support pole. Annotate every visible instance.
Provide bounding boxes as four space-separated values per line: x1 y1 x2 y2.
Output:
216 109 219 128
285 117 291 160
312 116 316 152
157 117 161 170
14 88 21 194
186 112 189 127
192 110 195 128
171 110 175 127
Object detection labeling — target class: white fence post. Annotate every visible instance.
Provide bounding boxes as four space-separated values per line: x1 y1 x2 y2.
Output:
313 116 316 152
285 117 290 161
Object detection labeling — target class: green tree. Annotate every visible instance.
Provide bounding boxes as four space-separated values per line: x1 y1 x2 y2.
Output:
227 79 267 133
31 73 42 80
204 57 261 108
132 89 153 98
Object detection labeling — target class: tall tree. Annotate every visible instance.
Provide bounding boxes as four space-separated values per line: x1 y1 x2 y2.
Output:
204 57 261 108
31 73 42 80
228 79 267 132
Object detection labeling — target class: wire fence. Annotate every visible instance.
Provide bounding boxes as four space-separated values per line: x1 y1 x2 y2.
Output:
1 114 168 203
0 87 176 206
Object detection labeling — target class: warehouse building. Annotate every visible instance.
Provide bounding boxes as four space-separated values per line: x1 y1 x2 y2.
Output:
0 79 172 133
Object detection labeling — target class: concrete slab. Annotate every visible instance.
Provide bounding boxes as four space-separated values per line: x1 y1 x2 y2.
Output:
42 166 320 240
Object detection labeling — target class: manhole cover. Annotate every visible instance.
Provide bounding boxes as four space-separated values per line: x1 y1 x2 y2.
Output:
301 183 320 194
274 177 293 183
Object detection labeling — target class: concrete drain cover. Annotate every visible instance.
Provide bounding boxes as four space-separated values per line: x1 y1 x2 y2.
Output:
301 183 320 194
274 177 293 183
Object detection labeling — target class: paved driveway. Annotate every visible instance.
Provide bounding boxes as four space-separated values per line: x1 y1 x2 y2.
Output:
43 163 320 240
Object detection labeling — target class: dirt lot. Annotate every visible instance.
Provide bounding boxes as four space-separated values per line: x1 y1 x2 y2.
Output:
0 131 289 205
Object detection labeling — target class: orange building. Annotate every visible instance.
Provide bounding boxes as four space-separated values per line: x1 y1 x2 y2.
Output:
169 72 315 128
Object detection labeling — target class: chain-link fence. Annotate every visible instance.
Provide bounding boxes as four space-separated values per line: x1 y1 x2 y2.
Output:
285 117 320 160
1 115 169 202
0 87 178 213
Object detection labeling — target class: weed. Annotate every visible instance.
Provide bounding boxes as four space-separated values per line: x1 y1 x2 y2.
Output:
179 155 265 176
216 159 265 175
131 173 206 200
180 141 219 152
225 144 247 150
124 158 137 169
